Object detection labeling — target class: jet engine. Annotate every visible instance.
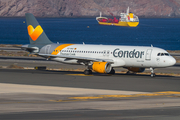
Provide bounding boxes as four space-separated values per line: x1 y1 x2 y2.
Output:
127 67 145 73
88 62 112 73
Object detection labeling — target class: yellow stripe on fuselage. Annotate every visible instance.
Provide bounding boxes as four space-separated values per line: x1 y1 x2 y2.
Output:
51 44 74 55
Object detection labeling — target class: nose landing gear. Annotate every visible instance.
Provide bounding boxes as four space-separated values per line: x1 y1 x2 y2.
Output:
150 67 155 77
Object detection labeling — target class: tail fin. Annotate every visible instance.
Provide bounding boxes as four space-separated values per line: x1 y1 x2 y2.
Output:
25 13 52 45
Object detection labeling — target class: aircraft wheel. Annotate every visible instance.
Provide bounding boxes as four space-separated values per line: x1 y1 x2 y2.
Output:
84 70 92 75
126 71 130 74
151 73 155 77
150 68 155 77
108 69 115 74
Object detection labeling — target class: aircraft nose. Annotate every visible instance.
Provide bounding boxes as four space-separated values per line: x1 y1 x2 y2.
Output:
169 57 176 66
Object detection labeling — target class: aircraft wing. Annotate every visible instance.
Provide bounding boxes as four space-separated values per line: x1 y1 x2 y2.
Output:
38 54 114 63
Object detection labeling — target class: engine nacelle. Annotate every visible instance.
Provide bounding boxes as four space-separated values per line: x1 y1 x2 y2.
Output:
127 67 145 73
88 62 112 73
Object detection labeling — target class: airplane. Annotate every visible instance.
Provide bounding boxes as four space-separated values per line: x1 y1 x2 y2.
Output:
21 13 176 77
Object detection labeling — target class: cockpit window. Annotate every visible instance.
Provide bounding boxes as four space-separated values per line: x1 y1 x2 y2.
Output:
164 53 170 56
157 53 170 56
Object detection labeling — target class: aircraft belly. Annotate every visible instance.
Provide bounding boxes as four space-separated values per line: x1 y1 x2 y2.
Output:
125 59 145 67
51 58 78 64
111 58 125 67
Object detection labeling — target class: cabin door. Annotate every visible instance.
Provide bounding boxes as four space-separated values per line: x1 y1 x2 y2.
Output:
45 45 51 54
145 49 152 60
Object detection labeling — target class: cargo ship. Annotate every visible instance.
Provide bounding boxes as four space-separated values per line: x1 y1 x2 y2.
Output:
96 7 139 27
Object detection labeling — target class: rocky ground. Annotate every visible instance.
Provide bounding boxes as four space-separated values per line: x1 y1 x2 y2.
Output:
1 0 180 18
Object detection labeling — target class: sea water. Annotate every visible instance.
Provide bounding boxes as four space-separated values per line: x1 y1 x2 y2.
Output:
0 17 180 50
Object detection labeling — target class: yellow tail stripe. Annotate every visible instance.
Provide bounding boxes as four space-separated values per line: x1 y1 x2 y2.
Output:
51 44 74 55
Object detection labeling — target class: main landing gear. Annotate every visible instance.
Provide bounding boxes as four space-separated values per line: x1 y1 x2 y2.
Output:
84 69 92 75
150 67 155 77
84 63 93 75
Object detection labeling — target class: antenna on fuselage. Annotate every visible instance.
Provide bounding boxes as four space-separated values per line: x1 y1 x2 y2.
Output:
151 44 153 47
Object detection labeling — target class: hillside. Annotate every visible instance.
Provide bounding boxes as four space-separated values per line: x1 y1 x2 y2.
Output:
0 0 180 17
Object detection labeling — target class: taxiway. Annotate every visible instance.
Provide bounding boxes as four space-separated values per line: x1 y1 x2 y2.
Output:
0 46 180 119
0 68 180 119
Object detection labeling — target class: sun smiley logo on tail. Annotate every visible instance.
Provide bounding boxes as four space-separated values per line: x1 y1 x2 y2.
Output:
27 25 43 41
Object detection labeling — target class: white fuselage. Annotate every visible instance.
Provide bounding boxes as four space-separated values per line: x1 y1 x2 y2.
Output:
39 44 176 68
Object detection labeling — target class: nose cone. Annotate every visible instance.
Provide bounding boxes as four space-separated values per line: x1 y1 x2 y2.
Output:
169 57 176 66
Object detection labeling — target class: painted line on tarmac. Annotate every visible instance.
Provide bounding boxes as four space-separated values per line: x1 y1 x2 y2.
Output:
155 91 180 94
49 91 180 102
69 91 180 100
66 73 180 77
66 74 93 76
66 74 113 76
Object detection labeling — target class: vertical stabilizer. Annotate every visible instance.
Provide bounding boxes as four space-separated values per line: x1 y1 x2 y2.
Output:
25 13 52 45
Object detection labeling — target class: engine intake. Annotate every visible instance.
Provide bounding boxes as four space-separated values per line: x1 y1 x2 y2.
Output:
88 62 112 73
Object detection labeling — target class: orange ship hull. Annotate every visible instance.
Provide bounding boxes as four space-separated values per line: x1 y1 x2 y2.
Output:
98 21 139 27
